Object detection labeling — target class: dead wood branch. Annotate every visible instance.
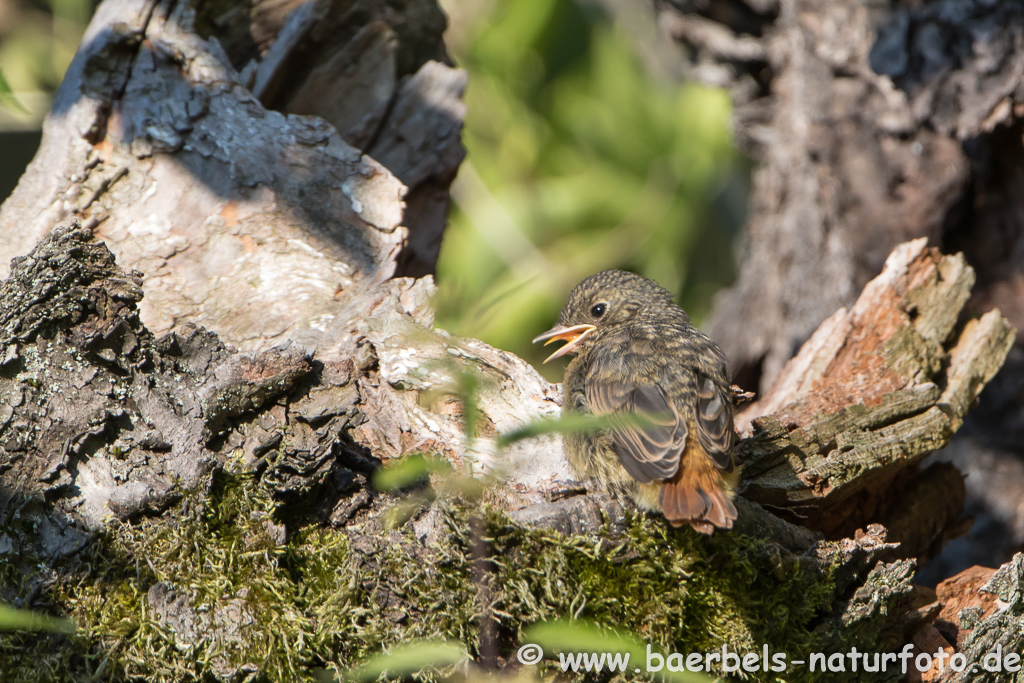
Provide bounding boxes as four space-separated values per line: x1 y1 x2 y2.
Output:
0 0 464 360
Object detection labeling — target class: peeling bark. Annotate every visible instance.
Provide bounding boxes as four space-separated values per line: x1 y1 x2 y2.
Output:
907 556 1024 682
0 223 366 560
4 220 1010 679
659 0 1024 571
0 0 464 359
656 0 1024 395
737 240 1013 539
1 0 1021 679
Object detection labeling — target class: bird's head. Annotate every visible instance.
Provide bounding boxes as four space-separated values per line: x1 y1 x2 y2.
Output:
533 269 685 363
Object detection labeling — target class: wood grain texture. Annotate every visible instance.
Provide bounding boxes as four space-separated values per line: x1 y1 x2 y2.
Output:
0 0 463 359
737 240 1013 536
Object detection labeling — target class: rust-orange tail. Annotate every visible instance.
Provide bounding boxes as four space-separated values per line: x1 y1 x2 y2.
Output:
659 442 737 534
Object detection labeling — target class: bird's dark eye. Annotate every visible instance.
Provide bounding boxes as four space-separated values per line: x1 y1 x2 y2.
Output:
591 303 607 318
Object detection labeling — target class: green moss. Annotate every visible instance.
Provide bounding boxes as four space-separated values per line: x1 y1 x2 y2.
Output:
0 471 836 682
488 511 834 681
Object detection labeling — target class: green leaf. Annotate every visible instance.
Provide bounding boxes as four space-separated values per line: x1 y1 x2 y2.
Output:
526 618 641 654
525 619 711 682
372 454 453 492
0 71 29 114
0 603 75 633
496 411 669 449
347 639 468 681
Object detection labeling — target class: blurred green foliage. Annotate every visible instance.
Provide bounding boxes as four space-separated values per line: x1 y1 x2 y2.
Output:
0 0 96 198
0 70 28 113
0 0 93 101
345 639 469 681
0 602 74 633
0 0 744 384
435 0 745 380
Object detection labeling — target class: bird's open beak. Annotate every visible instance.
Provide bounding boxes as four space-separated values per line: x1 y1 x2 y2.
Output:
532 324 597 363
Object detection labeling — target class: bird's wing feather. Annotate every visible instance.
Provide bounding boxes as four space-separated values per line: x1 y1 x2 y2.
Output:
693 370 736 472
585 370 686 484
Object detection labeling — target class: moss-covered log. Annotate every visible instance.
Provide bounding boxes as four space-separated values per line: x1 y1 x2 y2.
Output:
0 214 1014 682
0 0 463 359
737 239 1015 543
1 0 1021 681
665 0 1024 592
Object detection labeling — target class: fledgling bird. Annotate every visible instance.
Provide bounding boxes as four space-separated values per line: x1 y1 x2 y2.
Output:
534 270 740 534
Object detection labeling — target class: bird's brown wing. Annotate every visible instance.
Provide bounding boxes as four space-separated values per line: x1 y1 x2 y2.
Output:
693 370 736 472
586 376 687 484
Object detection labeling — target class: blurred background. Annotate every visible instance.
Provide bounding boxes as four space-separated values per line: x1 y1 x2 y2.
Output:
0 0 88 197
5 0 1024 602
0 0 748 382
434 0 746 380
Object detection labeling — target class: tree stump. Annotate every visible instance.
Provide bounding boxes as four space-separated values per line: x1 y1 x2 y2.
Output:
1 0 1021 680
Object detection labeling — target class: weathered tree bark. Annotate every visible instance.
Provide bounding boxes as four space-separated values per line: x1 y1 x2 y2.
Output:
0 224 1011 679
657 0 1024 393
654 1 1024 676
738 241 1012 543
0 0 464 359
2 0 1022 680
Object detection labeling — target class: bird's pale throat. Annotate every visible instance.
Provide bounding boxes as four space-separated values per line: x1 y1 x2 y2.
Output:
532 324 597 363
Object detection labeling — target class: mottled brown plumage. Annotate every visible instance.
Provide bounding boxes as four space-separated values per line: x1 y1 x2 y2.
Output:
534 270 740 534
